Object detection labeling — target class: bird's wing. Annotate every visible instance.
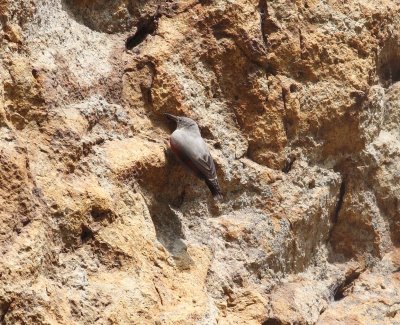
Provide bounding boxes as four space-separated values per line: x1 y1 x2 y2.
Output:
191 151 222 199
171 132 217 181
191 151 217 181
170 131 222 198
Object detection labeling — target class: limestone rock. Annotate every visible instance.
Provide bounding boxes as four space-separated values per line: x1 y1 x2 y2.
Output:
1 0 400 324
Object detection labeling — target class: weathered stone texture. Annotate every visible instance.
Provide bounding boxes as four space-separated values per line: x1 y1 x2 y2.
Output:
1 0 400 324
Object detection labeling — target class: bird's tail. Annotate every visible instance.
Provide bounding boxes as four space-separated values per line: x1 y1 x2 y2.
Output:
205 178 223 201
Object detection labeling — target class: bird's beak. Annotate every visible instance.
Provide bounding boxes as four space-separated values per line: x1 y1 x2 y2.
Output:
164 113 178 122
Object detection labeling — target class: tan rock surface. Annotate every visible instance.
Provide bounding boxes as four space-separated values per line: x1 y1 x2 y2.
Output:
1 0 400 324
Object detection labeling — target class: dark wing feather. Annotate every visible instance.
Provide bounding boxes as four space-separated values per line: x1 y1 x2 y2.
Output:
170 134 223 199
191 153 223 199
193 153 217 180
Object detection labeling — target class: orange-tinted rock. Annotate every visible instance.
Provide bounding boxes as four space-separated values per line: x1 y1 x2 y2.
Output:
1 0 400 324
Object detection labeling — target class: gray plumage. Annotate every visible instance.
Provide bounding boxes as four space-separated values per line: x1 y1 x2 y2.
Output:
165 114 223 200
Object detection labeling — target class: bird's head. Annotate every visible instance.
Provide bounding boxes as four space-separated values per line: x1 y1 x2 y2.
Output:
164 113 198 130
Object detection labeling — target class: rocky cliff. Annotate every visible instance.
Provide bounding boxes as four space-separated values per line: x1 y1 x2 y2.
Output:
1 0 400 324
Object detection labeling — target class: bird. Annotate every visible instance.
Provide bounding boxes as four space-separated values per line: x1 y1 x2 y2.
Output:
164 113 223 200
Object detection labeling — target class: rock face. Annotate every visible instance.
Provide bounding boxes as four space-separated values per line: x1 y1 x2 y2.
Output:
1 0 400 324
